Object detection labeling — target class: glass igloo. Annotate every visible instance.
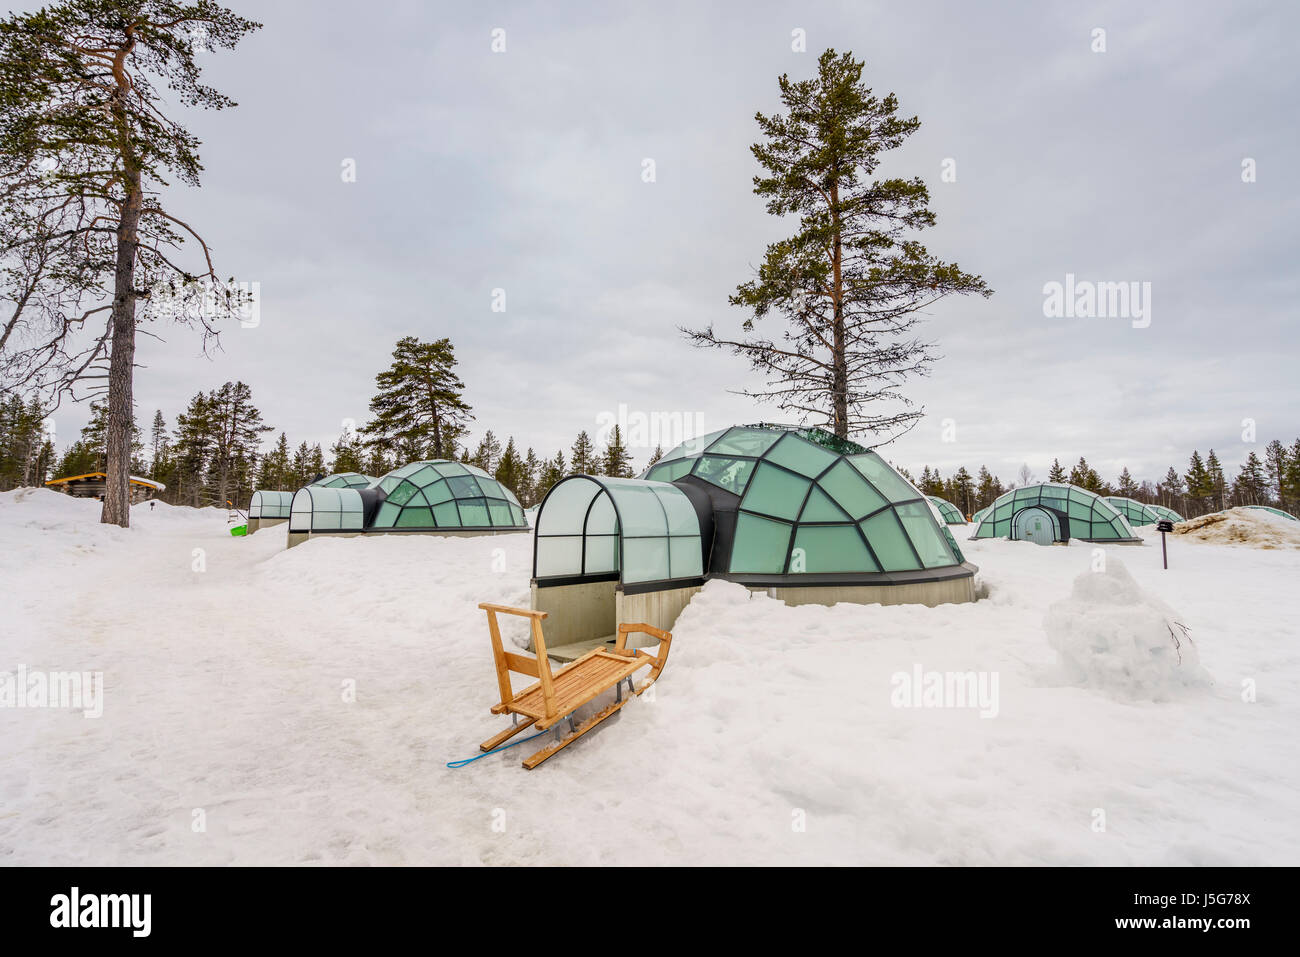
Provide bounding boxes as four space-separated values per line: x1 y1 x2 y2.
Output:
1104 496 1166 526
370 460 526 530
928 496 967 525
287 460 528 545
314 472 374 490
525 424 978 661
971 483 1140 544
639 425 970 580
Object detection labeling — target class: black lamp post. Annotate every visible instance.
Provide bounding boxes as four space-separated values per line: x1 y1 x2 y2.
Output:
1156 520 1174 569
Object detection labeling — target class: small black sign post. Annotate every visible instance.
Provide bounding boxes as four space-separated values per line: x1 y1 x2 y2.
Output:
1156 520 1174 569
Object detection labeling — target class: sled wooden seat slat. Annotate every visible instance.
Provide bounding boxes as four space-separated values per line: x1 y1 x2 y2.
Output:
476 603 671 768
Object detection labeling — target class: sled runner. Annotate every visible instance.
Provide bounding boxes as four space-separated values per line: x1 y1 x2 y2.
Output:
476 603 671 769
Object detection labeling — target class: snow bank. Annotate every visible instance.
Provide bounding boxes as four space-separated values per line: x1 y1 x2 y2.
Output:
1171 507 1300 549
1045 557 1212 700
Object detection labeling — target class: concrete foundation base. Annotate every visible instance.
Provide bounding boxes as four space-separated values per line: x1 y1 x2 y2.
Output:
285 528 525 549
247 516 288 536
760 575 976 608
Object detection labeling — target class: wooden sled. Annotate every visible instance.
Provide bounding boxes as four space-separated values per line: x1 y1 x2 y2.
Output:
477 603 671 769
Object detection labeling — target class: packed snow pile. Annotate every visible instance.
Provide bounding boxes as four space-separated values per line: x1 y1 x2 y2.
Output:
1044 557 1212 700
1171 507 1300 549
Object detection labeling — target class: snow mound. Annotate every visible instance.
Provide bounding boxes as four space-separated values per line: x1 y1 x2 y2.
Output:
1171 507 1300 549
1044 558 1212 700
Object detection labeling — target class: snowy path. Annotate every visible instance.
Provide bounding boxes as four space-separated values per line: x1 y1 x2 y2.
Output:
2 489 1298 865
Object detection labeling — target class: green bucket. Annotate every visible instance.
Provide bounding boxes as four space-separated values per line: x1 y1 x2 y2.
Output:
230 524 248 537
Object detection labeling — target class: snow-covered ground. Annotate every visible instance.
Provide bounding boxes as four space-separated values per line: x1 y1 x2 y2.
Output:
1 488 1297 865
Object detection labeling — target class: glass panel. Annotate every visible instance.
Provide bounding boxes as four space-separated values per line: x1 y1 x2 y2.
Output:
536 536 582 577
488 503 513 525
373 502 401 527
446 475 483 499
896 502 956 568
536 478 600 535
705 427 783 457
669 536 703 578
476 478 505 499
847 452 918 503
860 510 921 571
585 492 618 535
799 486 851 522
693 455 754 495
387 481 417 506
408 465 440 487
818 460 887 519
510 505 525 525
313 511 342 530
654 487 700 535
791 525 878 573
458 499 490 527
645 459 692 483
994 518 1011 536
764 433 838 477
379 475 402 494
341 510 364 531
623 538 670 584
606 481 667 536
658 429 728 462
432 501 461 526
434 462 470 476
741 462 810 520
730 513 793 573
423 479 453 505
585 535 618 574
396 506 432 528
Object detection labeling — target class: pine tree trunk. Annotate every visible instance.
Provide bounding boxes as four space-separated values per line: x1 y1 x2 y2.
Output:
829 183 848 439
101 169 142 527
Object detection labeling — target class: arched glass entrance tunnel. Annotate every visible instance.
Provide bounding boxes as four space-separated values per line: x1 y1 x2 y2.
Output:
532 475 709 659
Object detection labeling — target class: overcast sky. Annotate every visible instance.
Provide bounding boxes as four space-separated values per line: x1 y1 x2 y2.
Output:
26 0 1300 484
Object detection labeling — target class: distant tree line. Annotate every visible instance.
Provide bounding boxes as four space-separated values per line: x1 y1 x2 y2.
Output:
0 332 658 508
912 441 1300 520
9 331 1297 520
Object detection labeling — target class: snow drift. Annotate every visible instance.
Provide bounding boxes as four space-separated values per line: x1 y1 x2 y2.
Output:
1045 557 1212 700
1171 507 1300 549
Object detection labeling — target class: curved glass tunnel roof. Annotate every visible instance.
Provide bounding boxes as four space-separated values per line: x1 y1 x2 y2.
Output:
971 483 1140 543
1104 496 1165 526
534 475 705 590
971 505 991 526
249 490 293 520
249 473 373 518
622 424 972 586
928 496 967 525
288 459 528 535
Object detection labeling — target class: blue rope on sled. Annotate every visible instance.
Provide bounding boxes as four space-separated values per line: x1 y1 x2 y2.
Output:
446 729 551 769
